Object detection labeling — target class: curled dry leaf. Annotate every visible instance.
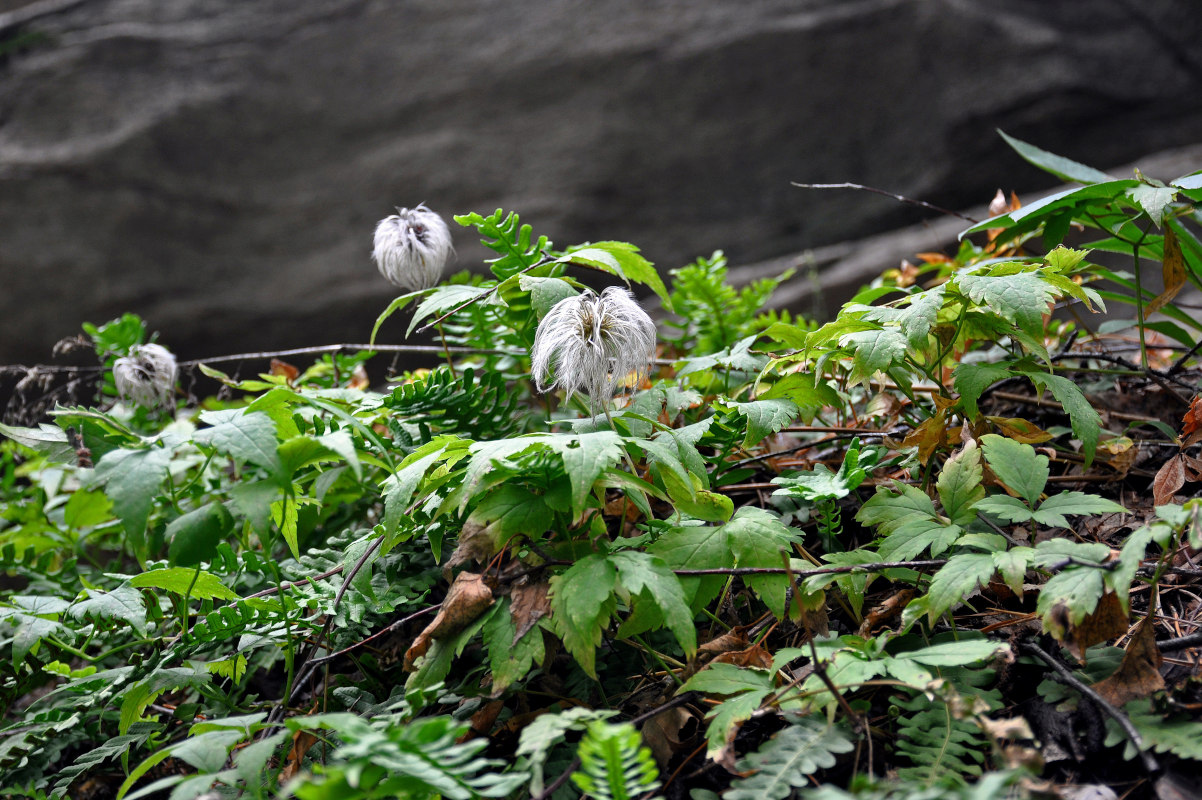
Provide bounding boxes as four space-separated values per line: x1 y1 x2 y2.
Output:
1182 394 1202 448
1049 590 1129 663
404 572 494 671
442 520 496 579
509 581 551 642
269 358 300 383
711 643 772 670
642 706 694 767
279 729 319 783
1091 614 1164 708
857 589 915 637
1153 455 1186 506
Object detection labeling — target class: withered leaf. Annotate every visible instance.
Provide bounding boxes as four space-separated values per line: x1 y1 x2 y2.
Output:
1054 590 1129 662
280 729 319 782
404 572 494 671
857 589 915 637
642 706 693 767
712 644 772 670
1147 226 1186 315
988 416 1055 444
699 626 751 656
1092 615 1164 707
1153 455 1186 506
442 520 496 579
1182 394 1202 447
509 581 551 642
269 358 300 383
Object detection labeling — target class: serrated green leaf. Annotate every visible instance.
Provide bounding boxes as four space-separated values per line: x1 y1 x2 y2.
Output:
69 586 147 636
92 445 175 550
610 551 696 656
857 483 938 534
520 275 578 319
727 398 800 448
981 434 1046 507
1037 567 1106 637
840 328 908 385
680 662 774 696
726 507 804 618
892 638 1009 667
1021 371 1102 467
974 494 1035 524
1129 184 1177 227
937 441 984 526
927 554 996 622
877 517 961 561
956 272 1057 339
993 548 1033 596
953 363 1012 419
759 373 840 416
540 431 625 520
370 291 422 344
272 494 300 559
647 523 729 611
562 242 671 310
64 489 114 530
0 421 75 462
131 568 239 600
550 555 617 678
194 410 283 481
407 284 499 336
1032 491 1127 529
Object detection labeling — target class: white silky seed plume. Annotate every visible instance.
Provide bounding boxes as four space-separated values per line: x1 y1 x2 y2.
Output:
531 286 657 406
372 204 453 291
113 343 177 409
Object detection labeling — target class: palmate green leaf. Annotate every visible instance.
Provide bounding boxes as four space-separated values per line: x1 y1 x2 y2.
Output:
853 285 946 349
926 553 996 623
130 567 239 600
647 522 729 611
550 554 617 678
952 363 1012 419
680 662 774 696
609 550 696 657
1022 370 1101 467
194 409 283 481
451 437 545 513
955 271 1057 339
92 444 175 550
973 494 1034 524
69 586 147 636
1130 184 1177 227
840 328 908 385
877 518 961 561
726 717 854 800
7 611 63 663
992 548 1034 595
726 398 800 447
980 434 1046 506
937 441 983 526
539 431 626 520
468 484 555 546
1038 567 1107 639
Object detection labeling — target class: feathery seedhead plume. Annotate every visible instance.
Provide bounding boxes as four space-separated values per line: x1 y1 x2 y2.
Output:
531 286 657 406
113 343 177 409
372 204 453 291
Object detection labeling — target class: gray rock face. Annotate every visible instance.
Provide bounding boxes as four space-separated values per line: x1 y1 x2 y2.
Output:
1 0 1200 363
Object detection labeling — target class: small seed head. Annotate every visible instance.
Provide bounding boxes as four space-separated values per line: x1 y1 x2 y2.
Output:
113 343 177 409
531 287 657 408
372 204 453 291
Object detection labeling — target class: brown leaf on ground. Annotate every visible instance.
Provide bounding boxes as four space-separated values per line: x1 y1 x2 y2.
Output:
699 626 751 656
1092 615 1164 708
1048 591 1129 662
712 644 773 670
1182 394 1202 447
1153 455 1186 506
988 417 1055 444
510 581 551 641
904 412 949 465
466 699 505 739
642 706 693 767
404 572 494 671
857 589 915 637
279 729 319 782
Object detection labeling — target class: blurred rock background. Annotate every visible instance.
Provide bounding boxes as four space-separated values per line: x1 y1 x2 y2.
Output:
1 0 1201 364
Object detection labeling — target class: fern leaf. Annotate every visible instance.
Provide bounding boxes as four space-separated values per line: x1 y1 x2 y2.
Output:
726 716 854 800
571 720 661 800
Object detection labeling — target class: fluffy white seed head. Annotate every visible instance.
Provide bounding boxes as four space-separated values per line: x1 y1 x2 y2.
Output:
531 286 657 407
372 204 453 291
113 343 177 409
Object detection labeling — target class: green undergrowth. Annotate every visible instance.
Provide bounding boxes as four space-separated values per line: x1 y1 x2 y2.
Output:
2 134 1202 799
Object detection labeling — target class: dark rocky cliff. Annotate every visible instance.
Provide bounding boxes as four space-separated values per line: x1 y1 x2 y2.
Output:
1 0 1200 363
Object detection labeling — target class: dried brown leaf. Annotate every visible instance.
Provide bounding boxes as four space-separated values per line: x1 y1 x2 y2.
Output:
1147 226 1187 315
269 358 299 383
1153 455 1187 506
1091 615 1164 707
279 729 319 782
404 572 494 671
857 589 914 637
442 521 496 579
1053 590 1129 662
510 581 551 641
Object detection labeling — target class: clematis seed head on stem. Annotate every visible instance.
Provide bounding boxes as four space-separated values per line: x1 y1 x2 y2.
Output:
531 286 657 408
372 204 453 291
113 343 177 410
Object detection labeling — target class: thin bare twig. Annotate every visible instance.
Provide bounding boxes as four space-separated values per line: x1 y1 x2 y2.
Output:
673 560 946 577
1021 640 1160 776
791 182 979 223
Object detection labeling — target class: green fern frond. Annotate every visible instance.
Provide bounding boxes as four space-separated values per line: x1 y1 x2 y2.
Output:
571 720 662 800
893 689 995 788
726 716 855 800
385 366 524 440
